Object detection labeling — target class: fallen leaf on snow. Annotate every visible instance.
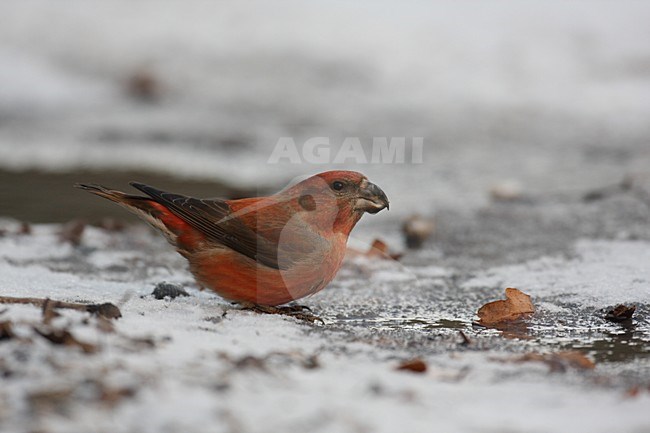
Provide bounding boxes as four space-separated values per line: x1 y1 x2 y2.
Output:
477 287 534 326
366 239 400 260
625 385 650 399
604 304 636 323
347 239 402 261
396 358 428 373
0 321 15 341
126 69 161 102
86 302 122 319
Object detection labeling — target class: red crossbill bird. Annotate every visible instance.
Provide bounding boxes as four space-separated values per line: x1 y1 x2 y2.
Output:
75 171 389 309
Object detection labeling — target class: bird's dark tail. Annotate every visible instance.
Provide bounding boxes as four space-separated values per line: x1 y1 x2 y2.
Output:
74 182 182 246
74 183 140 204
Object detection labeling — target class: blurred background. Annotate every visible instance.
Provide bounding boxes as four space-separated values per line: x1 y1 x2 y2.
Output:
1 1 649 222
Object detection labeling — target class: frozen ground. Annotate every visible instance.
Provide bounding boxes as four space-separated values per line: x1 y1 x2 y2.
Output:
0 184 649 433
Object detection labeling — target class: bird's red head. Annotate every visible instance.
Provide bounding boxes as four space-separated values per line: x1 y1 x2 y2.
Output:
285 171 389 235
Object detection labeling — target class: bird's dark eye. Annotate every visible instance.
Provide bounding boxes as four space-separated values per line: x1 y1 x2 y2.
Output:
331 181 344 191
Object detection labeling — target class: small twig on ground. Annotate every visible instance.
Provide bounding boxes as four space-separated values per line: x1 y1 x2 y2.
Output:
0 296 121 320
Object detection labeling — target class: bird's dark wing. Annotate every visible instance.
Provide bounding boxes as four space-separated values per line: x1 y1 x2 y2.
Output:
130 182 290 270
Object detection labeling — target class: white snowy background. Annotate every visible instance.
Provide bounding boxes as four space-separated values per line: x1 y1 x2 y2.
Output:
1 1 649 212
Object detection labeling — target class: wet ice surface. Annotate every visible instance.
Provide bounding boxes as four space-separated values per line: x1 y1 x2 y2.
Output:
1 191 649 433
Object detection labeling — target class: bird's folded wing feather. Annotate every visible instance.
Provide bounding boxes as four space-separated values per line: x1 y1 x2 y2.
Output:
130 182 297 270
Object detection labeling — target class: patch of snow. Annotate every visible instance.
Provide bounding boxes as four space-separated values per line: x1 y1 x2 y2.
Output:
1 227 649 433
464 239 650 307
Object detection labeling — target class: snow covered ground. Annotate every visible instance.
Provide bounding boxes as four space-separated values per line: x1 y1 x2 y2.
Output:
0 208 648 433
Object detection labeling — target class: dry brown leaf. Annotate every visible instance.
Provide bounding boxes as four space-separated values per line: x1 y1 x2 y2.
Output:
624 385 650 398
0 321 15 341
348 239 402 261
396 358 428 373
477 287 534 326
604 304 635 322
366 239 390 258
85 302 122 319
126 69 161 102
